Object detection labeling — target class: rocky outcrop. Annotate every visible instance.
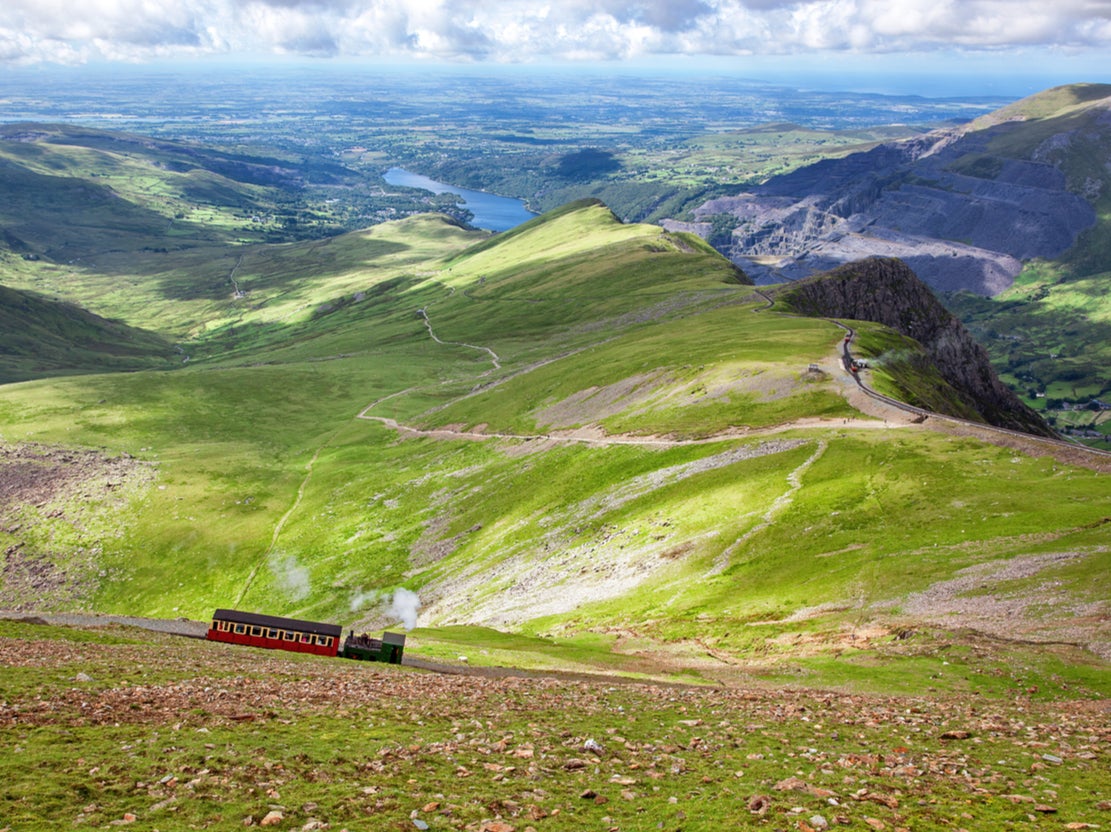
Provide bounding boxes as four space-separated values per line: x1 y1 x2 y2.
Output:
778 257 1054 436
667 88 1111 296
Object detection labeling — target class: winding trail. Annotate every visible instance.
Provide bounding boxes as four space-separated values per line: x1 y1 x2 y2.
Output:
234 444 327 607
417 306 500 373
354 285 1109 473
355 286 903 449
229 254 246 299
708 439 829 575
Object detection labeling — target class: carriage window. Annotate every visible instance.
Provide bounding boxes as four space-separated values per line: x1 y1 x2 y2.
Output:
251 626 263 637
300 633 311 643
282 630 295 641
321 636 333 648
267 629 279 639
234 624 246 634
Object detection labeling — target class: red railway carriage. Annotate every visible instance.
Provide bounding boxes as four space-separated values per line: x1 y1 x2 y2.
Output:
206 608 342 657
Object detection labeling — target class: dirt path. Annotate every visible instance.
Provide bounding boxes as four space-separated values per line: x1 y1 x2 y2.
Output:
417 306 500 373
358 286 1109 474
709 438 829 574
228 254 245 298
355 413 899 448
234 443 327 606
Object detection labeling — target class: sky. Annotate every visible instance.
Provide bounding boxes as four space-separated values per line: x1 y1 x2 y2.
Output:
0 0 1109 90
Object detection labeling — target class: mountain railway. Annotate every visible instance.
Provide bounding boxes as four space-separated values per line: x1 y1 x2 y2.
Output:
837 320 1111 458
206 608 406 664
751 288 1111 462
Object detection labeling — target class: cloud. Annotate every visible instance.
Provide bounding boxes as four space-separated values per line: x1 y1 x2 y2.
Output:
0 0 1109 64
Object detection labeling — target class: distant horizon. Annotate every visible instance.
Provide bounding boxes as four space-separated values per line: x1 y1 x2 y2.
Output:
3 53 1108 101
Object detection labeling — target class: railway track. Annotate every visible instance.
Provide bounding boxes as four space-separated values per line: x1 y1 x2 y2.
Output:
752 288 1111 462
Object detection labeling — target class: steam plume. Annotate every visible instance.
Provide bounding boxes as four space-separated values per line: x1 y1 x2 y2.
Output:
389 588 421 630
268 551 310 601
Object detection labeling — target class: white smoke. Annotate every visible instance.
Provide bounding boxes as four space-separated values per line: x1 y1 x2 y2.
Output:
389 588 421 630
349 588 381 611
348 586 421 630
268 551 311 601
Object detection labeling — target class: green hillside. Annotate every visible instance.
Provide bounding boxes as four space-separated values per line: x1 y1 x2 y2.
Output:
0 280 177 383
0 123 297 255
0 191 1107 693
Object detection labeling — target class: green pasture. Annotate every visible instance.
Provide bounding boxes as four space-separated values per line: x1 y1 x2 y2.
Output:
3 215 485 345
1 198 1108 694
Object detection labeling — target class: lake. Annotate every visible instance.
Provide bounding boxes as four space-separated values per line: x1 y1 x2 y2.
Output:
383 167 537 232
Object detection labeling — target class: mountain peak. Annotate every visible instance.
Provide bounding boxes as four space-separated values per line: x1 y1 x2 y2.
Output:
776 256 1054 437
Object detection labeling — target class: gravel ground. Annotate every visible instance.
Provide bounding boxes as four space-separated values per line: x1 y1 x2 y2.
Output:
0 609 209 638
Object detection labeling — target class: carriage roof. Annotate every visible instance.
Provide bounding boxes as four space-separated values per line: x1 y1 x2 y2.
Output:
211 608 343 638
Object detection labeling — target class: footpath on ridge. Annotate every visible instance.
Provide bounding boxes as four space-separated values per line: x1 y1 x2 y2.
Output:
353 289 1111 473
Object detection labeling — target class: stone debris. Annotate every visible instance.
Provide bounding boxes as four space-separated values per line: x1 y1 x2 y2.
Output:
940 729 972 740
747 794 771 815
1 624 1107 830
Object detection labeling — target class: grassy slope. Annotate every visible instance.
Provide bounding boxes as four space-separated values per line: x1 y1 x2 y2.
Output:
5 214 486 343
0 124 286 257
0 278 177 383
0 199 1107 694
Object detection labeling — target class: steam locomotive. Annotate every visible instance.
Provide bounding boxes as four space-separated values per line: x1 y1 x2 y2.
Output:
206 608 405 664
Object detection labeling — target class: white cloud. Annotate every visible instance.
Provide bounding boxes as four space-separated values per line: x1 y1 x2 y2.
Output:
0 0 1109 64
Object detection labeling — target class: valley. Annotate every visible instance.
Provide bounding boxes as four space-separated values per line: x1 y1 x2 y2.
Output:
2 75 1105 445
1 190 1108 686
0 79 1107 697
0 67 1109 832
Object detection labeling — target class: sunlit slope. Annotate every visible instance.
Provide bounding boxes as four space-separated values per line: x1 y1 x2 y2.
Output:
4 214 486 345
350 200 854 435
0 201 1107 674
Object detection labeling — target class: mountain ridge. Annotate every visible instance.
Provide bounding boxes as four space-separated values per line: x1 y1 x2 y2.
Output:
666 83 1110 296
773 257 1053 436
0 119 1107 684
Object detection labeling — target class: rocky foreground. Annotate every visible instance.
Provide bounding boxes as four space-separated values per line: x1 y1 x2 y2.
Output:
0 622 1108 831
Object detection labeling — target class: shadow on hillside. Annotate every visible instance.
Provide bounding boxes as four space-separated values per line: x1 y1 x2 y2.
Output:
71 235 414 302
0 166 258 263
184 273 429 360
